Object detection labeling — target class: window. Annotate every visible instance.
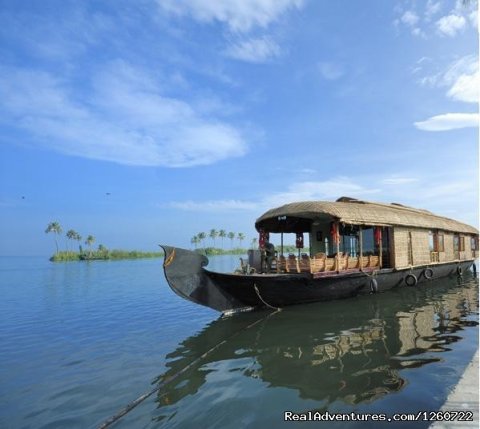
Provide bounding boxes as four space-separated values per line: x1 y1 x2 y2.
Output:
454 235 465 252
340 235 359 257
431 230 444 252
362 227 375 255
339 224 359 257
429 231 434 251
471 236 478 251
437 232 445 252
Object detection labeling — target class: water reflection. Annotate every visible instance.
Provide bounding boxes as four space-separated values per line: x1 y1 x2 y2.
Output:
151 274 478 426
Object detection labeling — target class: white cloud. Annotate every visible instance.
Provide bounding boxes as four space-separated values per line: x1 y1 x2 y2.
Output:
425 0 442 20
442 55 478 86
0 63 248 167
469 9 478 28
401 10 420 26
167 175 478 227
447 69 479 103
168 177 380 213
317 62 345 80
168 199 258 211
226 37 281 63
416 54 478 102
157 0 304 33
414 113 479 131
396 10 424 36
382 177 419 185
411 27 426 37
262 179 380 208
436 14 466 36
395 1 476 38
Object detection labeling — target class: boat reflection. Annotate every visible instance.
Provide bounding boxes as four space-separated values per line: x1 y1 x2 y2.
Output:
152 275 478 422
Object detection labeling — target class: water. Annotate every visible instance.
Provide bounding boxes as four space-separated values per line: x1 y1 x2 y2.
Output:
0 256 478 429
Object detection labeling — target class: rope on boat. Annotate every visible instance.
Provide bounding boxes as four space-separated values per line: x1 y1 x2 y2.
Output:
96 310 278 429
254 283 281 311
359 269 378 279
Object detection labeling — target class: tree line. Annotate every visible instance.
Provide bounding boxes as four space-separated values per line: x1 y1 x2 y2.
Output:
44 221 162 261
45 221 96 254
191 229 249 249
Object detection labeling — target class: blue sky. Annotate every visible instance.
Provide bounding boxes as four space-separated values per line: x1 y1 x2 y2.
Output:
0 0 478 256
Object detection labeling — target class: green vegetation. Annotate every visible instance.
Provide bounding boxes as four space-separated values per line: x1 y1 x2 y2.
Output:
46 221 163 262
50 249 164 262
190 230 300 256
195 247 248 256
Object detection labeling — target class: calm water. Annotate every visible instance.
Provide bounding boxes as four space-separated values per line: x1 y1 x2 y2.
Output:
0 256 478 429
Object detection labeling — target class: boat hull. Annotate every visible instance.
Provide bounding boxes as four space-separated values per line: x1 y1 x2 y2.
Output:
161 245 476 313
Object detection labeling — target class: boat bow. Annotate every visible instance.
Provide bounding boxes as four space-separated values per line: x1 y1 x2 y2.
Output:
160 245 245 312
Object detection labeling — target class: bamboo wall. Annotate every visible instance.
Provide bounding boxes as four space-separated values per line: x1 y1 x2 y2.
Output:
308 223 477 267
393 227 477 268
392 228 409 267
442 234 454 262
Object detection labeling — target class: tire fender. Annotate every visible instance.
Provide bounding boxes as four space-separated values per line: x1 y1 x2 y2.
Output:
405 273 418 287
423 268 433 280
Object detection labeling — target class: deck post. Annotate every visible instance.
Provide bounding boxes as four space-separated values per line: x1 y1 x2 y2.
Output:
281 232 284 256
335 221 340 272
379 227 383 268
359 226 363 270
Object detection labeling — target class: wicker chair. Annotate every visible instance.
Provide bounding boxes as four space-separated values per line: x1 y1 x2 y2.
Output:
325 257 335 271
286 254 299 273
277 255 286 273
298 254 311 273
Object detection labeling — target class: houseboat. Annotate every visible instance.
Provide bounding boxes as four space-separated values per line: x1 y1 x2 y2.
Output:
161 197 478 314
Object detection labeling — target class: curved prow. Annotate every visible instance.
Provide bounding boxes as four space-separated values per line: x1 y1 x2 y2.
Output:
160 245 244 312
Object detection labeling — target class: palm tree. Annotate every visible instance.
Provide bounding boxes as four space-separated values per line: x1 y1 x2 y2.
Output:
74 232 82 252
66 229 78 252
228 232 235 248
45 221 62 254
98 244 108 258
85 235 95 257
237 233 245 248
209 229 218 248
197 232 206 248
191 235 200 249
219 230 227 248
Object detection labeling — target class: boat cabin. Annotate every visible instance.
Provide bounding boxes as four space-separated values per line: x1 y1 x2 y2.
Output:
252 197 478 276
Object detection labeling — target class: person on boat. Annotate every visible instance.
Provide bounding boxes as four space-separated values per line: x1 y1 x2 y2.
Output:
264 240 275 273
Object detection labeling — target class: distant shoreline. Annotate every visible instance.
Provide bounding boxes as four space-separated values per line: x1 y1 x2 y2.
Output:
49 247 252 262
49 250 164 262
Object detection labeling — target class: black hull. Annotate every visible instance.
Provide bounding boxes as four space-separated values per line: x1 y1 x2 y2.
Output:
161 245 477 313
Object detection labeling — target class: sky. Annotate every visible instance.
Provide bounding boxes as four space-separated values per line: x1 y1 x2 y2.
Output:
0 0 478 256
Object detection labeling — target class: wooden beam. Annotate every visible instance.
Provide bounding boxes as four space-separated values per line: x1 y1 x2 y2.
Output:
335 221 340 272
379 227 383 269
359 226 363 270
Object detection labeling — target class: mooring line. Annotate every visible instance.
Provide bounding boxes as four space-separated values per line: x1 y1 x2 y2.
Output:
254 283 281 311
96 309 279 429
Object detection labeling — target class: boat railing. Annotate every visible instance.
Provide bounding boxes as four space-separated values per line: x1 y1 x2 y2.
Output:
274 253 380 274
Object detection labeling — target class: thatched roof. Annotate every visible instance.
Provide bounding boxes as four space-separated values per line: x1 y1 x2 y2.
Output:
255 197 478 234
